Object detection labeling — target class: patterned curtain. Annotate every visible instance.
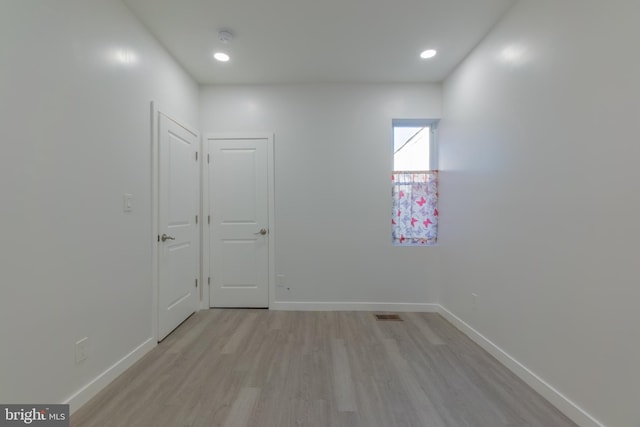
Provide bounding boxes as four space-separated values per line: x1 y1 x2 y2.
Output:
392 171 438 245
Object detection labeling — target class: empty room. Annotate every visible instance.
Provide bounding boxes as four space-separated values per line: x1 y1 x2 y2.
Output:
1 0 638 426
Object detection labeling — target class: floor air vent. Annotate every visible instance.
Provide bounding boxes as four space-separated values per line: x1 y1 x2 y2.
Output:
375 314 403 321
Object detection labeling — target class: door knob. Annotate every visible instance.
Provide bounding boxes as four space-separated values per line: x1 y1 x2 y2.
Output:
254 228 267 236
161 233 176 242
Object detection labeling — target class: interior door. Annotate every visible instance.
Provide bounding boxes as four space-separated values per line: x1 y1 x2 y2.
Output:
208 136 270 307
158 113 199 341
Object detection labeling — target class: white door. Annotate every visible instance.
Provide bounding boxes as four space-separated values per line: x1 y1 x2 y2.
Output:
208 136 271 307
158 113 199 341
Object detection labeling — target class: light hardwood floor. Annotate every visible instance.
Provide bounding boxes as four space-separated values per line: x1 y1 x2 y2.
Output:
72 310 577 427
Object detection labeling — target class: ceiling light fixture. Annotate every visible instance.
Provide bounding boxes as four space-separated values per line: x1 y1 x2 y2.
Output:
420 49 437 59
213 30 233 63
213 52 230 62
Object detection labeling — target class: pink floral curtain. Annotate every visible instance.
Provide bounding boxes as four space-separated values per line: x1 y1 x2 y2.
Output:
392 171 438 245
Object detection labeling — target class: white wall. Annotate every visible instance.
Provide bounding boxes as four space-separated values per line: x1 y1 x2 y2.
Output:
439 1 640 426
0 0 198 410
201 84 442 308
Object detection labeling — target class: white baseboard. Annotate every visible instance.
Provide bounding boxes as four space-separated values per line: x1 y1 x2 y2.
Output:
436 305 605 427
270 301 439 312
64 337 156 414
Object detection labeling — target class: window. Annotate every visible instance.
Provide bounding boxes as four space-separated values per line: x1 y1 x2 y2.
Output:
392 119 439 246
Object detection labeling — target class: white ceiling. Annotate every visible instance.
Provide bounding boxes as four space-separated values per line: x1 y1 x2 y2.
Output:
123 0 515 85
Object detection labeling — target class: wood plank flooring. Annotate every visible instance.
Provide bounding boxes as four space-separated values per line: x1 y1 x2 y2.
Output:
71 310 576 427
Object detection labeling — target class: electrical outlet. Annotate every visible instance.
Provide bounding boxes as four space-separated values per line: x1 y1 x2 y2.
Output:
276 274 285 287
471 293 479 310
75 337 89 364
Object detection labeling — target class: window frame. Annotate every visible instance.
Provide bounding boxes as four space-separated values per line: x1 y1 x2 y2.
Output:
391 118 440 247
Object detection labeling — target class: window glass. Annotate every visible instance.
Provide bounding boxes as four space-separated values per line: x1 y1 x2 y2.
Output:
394 126 430 171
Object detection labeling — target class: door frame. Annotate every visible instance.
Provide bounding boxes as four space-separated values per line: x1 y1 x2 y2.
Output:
151 101 202 341
202 132 275 309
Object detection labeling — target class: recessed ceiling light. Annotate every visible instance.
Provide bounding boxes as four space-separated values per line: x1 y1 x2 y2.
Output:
420 49 437 59
213 52 230 62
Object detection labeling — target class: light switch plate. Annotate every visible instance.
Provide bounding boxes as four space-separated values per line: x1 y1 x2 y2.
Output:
123 193 133 212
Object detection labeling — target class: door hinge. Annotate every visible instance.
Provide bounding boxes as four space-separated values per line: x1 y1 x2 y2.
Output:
207 153 210 163
196 215 198 224
208 215 210 225
195 152 199 161
157 235 160 242
208 277 211 285
195 278 198 288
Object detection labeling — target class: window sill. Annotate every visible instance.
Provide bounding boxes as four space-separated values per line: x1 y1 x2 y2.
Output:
392 242 438 247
